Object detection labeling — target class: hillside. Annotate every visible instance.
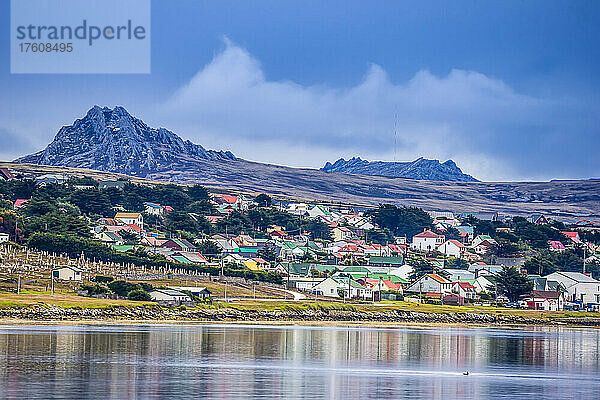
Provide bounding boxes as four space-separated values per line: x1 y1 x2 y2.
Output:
3 161 600 223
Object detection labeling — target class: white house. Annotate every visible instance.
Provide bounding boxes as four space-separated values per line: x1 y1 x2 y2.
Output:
412 230 445 251
437 240 465 257
52 266 82 281
451 281 478 300
544 272 600 305
406 274 452 294
312 277 370 299
523 290 564 311
332 226 355 242
149 289 190 302
115 212 144 229
0 233 9 243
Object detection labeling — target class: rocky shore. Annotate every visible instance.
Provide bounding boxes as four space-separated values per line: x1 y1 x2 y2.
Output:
2 305 600 326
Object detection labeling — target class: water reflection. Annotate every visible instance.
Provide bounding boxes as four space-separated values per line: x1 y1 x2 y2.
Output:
0 324 598 399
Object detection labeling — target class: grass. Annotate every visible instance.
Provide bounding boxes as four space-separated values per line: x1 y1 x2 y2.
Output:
0 291 154 309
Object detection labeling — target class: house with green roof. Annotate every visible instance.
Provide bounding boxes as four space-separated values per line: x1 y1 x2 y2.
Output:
369 256 404 267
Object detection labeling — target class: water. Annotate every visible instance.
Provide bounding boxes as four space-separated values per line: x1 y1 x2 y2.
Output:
0 324 598 399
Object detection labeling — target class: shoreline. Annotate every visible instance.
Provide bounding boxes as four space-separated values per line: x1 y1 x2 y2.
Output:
1 304 599 329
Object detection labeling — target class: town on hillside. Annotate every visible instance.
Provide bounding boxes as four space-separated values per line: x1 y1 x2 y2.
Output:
1 167 600 311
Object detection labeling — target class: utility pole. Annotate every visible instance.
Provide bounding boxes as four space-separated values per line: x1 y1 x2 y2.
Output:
17 275 20 295
583 245 587 274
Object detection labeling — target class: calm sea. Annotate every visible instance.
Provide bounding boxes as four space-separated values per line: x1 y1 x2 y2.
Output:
0 323 598 399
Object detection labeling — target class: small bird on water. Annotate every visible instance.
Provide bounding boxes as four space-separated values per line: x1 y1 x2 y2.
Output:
463 371 470 376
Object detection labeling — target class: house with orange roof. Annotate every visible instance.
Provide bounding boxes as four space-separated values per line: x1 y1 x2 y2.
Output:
406 273 452 294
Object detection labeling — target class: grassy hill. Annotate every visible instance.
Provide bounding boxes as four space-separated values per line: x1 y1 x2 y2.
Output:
3 160 600 222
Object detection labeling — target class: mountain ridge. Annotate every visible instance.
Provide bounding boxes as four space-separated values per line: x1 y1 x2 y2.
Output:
322 157 478 182
15 105 235 176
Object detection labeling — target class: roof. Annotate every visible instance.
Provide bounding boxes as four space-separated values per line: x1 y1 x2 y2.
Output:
529 290 563 299
549 240 566 250
414 229 443 239
550 271 599 283
14 199 29 208
151 289 188 297
444 239 465 248
453 281 476 290
54 265 82 272
427 274 450 284
369 256 404 266
0 168 15 180
115 212 141 219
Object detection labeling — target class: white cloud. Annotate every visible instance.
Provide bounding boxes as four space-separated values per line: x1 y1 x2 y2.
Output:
157 40 597 181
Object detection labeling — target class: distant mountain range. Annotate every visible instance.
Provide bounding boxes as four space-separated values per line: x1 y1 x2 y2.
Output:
16 105 476 182
322 157 478 182
12 106 600 221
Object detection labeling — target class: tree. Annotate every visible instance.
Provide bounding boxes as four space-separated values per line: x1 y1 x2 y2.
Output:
407 257 436 282
369 205 433 238
197 240 222 257
445 257 469 270
22 199 56 217
119 230 139 245
108 280 140 297
257 245 278 262
301 220 333 240
366 228 395 245
489 238 521 258
165 210 209 235
495 267 532 302
127 289 152 301
187 185 210 202
68 188 112 217
24 212 91 238
186 200 215 215
254 193 272 207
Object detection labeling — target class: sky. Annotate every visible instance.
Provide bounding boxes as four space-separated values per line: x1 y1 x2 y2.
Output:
1 0 599 182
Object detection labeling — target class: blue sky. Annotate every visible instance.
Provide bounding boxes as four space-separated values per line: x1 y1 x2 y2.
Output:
1 0 599 181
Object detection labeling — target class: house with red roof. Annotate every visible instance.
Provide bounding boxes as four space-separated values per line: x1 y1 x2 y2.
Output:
411 229 445 252
549 240 566 252
561 231 582 246
13 199 29 208
0 168 15 181
437 239 465 257
451 281 477 300
523 290 565 311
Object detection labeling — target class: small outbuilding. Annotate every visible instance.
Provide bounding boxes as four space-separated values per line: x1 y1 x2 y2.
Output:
52 266 83 281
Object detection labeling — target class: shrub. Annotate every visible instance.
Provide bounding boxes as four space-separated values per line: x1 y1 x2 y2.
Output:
127 289 151 301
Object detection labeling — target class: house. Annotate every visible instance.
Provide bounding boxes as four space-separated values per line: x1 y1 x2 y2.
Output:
98 180 126 190
523 290 564 311
161 238 196 252
0 233 9 243
0 168 15 181
455 226 475 242
442 269 475 281
97 231 124 245
528 214 550 225
369 256 404 268
169 286 212 299
52 266 82 281
528 275 565 292
13 199 29 208
451 281 477 301
312 277 371 299
548 240 566 252
406 274 452 294
472 235 496 248
144 202 167 216
543 272 600 305
115 212 143 229
149 289 190 302
437 240 465 257
332 226 355 241
411 230 445 251
561 231 582 246
34 174 68 185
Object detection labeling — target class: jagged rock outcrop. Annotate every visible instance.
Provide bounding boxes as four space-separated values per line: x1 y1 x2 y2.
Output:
322 157 478 182
15 106 235 177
